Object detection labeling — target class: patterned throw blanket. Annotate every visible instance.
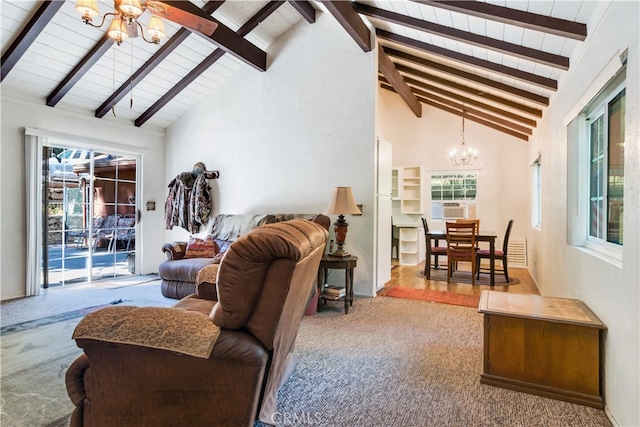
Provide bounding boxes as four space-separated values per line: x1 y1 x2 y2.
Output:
73 306 220 358
197 264 220 286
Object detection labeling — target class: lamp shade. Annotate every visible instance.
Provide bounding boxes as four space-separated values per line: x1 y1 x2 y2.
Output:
326 187 361 215
147 16 166 42
75 0 99 20
119 0 143 17
108 17 128 44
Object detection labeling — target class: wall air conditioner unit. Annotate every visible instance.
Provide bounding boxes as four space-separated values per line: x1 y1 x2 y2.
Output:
442 202 466 219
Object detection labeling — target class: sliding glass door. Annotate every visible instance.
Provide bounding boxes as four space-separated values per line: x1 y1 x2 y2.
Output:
42 145 138 288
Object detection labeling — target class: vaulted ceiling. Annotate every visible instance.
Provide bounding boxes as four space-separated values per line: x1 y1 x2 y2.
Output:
1 1 594 138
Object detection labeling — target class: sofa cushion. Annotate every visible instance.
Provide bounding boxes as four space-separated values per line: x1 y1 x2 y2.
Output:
208 214 272 241
184 235 219 258
158 257 216 283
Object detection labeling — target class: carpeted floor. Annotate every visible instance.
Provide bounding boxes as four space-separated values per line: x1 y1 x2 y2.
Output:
383 286 481 307
1 283 612 427
260 297 612 426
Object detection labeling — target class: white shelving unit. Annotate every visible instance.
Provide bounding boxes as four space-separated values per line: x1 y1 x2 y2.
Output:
393 165 425 266
399 227 421 265
400 166 423 214
391 168 399 199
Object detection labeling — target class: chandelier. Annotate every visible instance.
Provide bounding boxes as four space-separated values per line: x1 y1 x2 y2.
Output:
75 0 166 45
450 109 478 166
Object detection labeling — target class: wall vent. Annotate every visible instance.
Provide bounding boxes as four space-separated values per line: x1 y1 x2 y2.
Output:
507 239 527 268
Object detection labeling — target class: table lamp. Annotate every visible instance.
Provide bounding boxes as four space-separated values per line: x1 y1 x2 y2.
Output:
326 187 361 257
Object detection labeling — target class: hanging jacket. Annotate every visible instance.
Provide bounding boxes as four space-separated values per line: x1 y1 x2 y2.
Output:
189 174 211 233
165 172 195 231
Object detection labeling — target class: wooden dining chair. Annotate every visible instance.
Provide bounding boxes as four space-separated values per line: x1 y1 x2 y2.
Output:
477 219 514 282
446 221 477 285
422 217 447 276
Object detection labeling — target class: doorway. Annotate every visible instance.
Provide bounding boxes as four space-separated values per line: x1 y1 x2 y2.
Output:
41 144 139 288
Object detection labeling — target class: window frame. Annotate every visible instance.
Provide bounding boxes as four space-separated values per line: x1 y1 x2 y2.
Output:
430 172 478 202
429 172 478 220
582 78 625 258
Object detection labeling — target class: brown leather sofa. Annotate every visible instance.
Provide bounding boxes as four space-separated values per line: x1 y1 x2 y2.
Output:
159 213 330 299
65 219 328 426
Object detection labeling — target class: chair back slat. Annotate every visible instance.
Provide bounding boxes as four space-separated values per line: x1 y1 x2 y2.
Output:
446 221 478 284
446 221 477 254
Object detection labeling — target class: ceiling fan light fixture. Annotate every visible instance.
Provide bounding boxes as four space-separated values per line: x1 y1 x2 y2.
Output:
108 17 129 45
75 0 100 22
146 16 166 43
118 0 143 18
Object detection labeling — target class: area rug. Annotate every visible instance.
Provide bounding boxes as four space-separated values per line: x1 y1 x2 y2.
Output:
383 286 481 308
426 267 520 286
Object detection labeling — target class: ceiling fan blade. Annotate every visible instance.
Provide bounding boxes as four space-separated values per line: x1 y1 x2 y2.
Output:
145 1 218 36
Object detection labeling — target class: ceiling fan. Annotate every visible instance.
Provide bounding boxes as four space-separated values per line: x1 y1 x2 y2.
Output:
75 0 218 45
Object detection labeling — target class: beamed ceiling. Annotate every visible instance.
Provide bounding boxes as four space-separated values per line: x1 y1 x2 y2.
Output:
1 1 595 138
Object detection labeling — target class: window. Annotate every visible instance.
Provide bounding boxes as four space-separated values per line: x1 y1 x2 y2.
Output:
430 173 477 220
531 156 541 229
430 173 477 201
567 64 625 263
586 87 625 247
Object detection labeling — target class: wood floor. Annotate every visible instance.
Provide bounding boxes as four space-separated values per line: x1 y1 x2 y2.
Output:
379 259 540 296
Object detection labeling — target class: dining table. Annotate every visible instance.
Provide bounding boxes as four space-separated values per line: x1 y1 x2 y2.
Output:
426 230 498 285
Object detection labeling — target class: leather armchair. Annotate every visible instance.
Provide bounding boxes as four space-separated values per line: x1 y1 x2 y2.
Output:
65 219 328 426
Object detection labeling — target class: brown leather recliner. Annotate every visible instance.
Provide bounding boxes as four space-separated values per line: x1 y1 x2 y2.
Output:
65 219 328 426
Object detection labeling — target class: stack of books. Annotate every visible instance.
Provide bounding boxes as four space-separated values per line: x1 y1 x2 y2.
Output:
323 285 346 299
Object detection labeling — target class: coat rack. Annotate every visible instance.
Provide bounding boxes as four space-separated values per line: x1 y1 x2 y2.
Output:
192 162 219 180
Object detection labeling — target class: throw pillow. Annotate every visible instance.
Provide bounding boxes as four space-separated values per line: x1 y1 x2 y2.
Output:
184 236 219 258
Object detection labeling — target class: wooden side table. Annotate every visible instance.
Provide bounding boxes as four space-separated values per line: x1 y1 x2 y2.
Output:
317 255 358 314
478 290 607 408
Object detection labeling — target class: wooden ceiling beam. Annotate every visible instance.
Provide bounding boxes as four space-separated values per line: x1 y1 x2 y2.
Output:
135 1 284 127
287 0 316 23
322 1 372 52
378 48 422 118
416 0 587 41
162 0 267 71
413 87 532 135
380 79 531 135
95 1 226 118
354 2 568 70
1 0 64 81
46 35 112 107
383 46 548 109
380 75 537 128
382 82 528 141
392 62 543 119
378 30 557 91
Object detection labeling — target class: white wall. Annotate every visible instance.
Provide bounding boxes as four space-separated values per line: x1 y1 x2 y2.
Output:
165 11 378 297
0 96 167 300
528 2 639 425
376 89 530 241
